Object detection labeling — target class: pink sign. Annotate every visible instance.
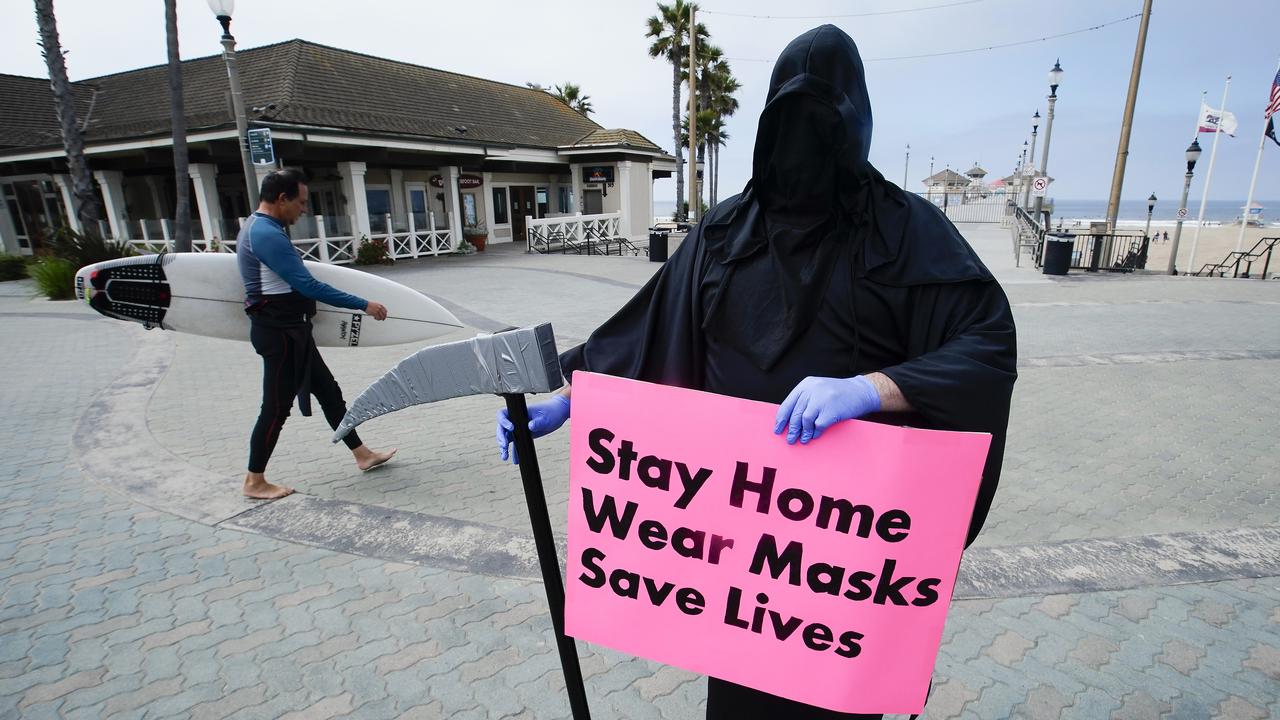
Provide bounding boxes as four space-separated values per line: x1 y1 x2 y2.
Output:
564 372 991 715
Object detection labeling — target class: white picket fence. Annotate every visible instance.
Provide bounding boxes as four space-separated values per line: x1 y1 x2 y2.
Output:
368 213 455 260
525 212 622 252
122 213 456 265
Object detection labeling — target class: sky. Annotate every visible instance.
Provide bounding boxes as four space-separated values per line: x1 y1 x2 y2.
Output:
3 0 1278 208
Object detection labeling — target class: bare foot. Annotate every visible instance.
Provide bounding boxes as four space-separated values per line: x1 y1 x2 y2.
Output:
354 446 397 472
243 473 294 500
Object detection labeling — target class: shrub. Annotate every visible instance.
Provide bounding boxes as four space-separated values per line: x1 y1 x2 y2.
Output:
47 225 134 269
0 254 27 281
28 257 77 300
354 237 393 266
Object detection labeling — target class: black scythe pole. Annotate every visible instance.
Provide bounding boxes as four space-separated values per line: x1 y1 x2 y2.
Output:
503 393 592 720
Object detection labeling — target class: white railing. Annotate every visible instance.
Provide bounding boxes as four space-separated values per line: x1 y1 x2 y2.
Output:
525 212 622 252
369 213 454 260
118 212 462 265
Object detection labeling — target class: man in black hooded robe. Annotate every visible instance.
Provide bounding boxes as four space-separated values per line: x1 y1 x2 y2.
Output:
497 25 1017 720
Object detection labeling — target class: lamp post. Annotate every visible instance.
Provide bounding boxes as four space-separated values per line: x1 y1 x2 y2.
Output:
207 0 258 210
1144 193 1157 239
1023 110 1040 210
927 156 934 203
1167 139 1202 275
903 144 910 189
1033 60 1063 221
1019 141 1028 211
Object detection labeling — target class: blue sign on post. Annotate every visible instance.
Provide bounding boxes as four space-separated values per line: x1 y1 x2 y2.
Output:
247 127 275 166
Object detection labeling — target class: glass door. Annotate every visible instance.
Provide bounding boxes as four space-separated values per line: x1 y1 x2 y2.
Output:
365 187 392 234
406 185 428 231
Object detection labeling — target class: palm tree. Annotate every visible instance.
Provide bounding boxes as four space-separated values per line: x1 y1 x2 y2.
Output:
165 0 190 251
679 108 715 212
704 59 740 205
34 0 102 237
552 82 594 117
703 113 729 206
646 1 708 221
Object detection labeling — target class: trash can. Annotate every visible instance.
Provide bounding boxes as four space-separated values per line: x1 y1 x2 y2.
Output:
1042 232 1073 276
649 230 669 262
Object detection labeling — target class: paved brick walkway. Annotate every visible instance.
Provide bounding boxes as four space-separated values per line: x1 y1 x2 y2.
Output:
2 224 1278 718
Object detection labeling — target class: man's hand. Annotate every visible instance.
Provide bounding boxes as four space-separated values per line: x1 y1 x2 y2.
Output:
774 375 882 445
496 394 570 464
365 301 388 321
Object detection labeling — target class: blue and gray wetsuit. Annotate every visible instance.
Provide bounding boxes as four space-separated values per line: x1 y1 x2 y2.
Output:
235 211 368 463
236 211 367 312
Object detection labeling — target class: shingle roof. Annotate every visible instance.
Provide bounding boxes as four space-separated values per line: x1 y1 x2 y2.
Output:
924 169 972 186
1 39 632 152
567 128 662 152
0 74 96 148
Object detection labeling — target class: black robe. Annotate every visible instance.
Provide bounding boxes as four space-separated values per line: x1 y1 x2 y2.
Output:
560 23 1017 720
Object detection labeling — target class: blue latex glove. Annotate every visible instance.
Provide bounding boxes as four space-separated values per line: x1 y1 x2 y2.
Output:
496 394 571 464
773 375 881 445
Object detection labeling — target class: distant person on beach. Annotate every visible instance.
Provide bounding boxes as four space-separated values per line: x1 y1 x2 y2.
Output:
238 168 396 500
496 25 1017 719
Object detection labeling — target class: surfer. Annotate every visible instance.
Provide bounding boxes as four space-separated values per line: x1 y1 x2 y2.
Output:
237 168 397 500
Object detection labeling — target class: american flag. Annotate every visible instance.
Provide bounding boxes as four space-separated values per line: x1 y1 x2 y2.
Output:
1267 66 1280 119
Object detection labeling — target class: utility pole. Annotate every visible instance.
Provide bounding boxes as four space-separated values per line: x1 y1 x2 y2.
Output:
1033 60 1064 221
687 4 698 223
1104 0 1154 231
903 144 910 188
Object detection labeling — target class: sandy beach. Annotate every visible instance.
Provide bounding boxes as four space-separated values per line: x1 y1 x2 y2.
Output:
1136 224 1279 275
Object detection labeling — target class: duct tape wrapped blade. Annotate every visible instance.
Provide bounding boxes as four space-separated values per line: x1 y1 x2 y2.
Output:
333 323 562 442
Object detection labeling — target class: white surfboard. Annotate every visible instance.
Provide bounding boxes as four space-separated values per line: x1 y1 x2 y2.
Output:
75 253 465 347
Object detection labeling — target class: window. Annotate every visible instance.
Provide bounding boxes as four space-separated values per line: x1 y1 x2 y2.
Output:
492 187 509 224
558 187 573 214
536 187 549 218
462 193 478 227
366 187 391 233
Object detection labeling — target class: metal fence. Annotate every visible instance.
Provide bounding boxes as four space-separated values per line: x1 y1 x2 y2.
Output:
913 192 1009 223
1034 230 1150 272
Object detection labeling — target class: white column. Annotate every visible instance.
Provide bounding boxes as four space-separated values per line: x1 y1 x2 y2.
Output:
51 174 83 233
252 164 273 203
482 171 496 234
188 164 222 242
570 163 583 214
644 162 656 234
0 193 20 254
145 175 168 221
93 170 129 240
442 165 462 250
618 160 633 239
337 161 370 240
389 169 405 229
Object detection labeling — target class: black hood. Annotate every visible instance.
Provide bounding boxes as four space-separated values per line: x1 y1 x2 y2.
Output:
701 26 994 371
752 24 873 205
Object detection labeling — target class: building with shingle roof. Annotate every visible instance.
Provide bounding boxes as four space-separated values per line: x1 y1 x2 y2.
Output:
0 39 674 255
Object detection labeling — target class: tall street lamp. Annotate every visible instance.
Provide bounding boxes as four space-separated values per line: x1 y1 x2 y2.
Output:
1023 110 1040 210
927 156 934 203
1033 60 1063 221
1144 193 1157 239
903 144 910 189
1167 139 1202 275
1019 141 1028 211
207 0 259 211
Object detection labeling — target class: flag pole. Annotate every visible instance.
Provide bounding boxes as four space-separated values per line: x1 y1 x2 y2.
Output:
1194 91 1206 138
1235 58 1280 253
1189 76 1231 274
